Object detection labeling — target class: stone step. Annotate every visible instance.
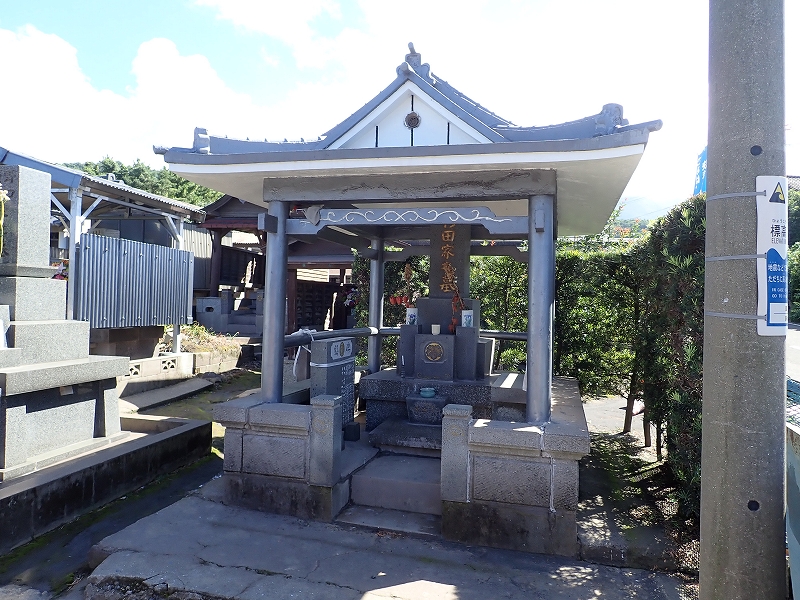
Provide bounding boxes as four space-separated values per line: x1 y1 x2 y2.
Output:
368 417 442 457
228 312 258 325
350 454 442 515
336 505 441 538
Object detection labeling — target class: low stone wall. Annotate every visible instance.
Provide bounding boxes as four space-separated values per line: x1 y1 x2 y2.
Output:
193 351 239 375
214 394 348 521
117 353 194 398
440 377 589 557
0 415 210 555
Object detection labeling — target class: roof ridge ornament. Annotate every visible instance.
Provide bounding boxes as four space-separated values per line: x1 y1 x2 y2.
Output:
398 42 433 83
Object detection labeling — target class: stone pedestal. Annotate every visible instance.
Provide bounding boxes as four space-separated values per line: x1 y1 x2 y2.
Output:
440 378 590 557
0 165 129 482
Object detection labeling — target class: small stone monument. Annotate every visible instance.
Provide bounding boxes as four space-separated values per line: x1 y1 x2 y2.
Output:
0 165 129 481
310 336 356 428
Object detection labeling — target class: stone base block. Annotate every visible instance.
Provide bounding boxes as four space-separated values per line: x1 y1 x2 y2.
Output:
442 500 578 557
0 355 129 396
9 320 90 364
0 433 127 482
0 277 66 321
0 415 210 554
222 471 350 521
0 348 23 369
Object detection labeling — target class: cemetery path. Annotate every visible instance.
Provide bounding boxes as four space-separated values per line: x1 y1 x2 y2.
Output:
81 482 689 600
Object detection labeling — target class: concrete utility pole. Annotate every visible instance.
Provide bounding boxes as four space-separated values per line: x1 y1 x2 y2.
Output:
700 1 785 598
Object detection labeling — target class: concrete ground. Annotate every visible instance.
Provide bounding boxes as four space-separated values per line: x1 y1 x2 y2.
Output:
0 369 695 599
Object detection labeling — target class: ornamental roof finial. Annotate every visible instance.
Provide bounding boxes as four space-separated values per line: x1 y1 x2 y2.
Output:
402 42 433 82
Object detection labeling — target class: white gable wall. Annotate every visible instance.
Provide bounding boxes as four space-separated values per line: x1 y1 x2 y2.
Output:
330 81 491 150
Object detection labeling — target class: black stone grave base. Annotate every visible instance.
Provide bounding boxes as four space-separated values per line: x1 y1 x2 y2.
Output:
222 472 350 522
367 417 442 457
441 500 578 558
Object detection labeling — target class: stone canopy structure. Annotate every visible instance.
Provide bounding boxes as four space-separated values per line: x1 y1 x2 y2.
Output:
156 44 660 556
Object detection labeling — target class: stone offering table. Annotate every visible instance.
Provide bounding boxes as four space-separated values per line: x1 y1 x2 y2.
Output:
0 165 129 481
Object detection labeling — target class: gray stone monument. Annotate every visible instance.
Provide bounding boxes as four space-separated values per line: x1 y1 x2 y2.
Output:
0 165 129 481
310 336 356 428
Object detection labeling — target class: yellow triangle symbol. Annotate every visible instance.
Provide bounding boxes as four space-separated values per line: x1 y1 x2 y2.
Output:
770 182 786 203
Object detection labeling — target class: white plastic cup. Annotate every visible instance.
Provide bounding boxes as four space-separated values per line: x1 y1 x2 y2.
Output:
431 324 441 335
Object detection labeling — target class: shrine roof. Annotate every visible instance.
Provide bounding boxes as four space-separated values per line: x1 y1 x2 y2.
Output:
155 43 660 160
152 44 661 236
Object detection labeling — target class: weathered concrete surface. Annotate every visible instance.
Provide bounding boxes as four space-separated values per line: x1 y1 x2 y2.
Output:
0 416 210 555
85 487 687 600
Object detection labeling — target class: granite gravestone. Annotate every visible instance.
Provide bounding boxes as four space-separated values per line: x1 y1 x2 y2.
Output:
310 337 356 427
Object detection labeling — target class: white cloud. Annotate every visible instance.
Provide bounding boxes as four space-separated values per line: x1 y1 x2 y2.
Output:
0 26 272 168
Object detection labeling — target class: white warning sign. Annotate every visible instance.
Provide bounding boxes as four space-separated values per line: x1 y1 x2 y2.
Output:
756 175 789 336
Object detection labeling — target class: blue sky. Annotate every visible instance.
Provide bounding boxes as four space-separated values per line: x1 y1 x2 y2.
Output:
0 1 797 221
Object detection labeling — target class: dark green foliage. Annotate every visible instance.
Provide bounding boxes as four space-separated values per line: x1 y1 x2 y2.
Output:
631 194 706 521
64 157 222 207
470 254 528 370
352 254 429 367
787 190 800 321
553 248 637 397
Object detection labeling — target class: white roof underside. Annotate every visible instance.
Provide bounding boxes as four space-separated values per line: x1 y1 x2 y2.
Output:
169 143 645 237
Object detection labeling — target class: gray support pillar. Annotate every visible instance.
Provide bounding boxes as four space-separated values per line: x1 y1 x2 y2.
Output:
172 218 184 353
526 195 554 423
367 238 384 374
700 1 785 598
66 187 81 320
261 201 289 402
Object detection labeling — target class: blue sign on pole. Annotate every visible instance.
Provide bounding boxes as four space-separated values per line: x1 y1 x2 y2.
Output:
693 146 708 195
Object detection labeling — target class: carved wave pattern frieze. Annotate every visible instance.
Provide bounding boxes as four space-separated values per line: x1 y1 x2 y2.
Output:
319 209 511 225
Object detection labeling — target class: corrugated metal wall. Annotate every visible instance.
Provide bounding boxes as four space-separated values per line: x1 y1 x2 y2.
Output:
75 233 194 328
180 224 212 290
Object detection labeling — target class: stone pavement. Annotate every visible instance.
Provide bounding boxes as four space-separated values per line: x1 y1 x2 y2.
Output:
80 479 688 600
0 377 692 599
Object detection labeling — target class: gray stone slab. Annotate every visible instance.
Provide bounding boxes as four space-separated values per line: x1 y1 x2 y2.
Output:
0 277 66 321
212 395 266 426
242 433 307 479
0 348 22 369
336 505 441 538
455 326 478 380
396 324 418 378
414 333 454 380
121 378 213 412
309 395 342 487
471 455 551 507
406 395 448 424
8 320 90 364
351 454 441 515
440 404 471 502
0 355 129 396
0 166 52 272
367 417 442 453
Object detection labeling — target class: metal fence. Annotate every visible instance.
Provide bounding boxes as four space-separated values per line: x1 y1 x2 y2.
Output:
74 233 194 328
